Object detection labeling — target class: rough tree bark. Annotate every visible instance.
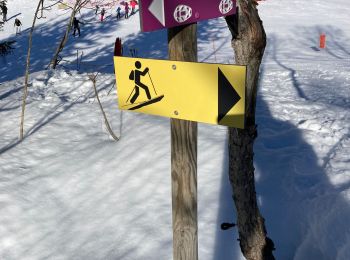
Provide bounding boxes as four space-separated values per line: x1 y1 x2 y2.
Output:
226 1 275 259
20 0 44 140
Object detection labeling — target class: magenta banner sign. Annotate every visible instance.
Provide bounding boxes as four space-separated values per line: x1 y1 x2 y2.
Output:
139 0 237 32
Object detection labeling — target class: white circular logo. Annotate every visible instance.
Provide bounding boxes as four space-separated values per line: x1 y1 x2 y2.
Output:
173 5 192 23
219 0 234 15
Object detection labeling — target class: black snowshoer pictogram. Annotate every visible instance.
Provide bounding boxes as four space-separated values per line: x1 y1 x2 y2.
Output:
125 61 164 110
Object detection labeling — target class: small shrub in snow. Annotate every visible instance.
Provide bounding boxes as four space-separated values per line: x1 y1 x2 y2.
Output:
0 40 15 56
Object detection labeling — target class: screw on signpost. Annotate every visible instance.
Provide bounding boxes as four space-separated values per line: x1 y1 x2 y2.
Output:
320 33 326 49
168 23 198 260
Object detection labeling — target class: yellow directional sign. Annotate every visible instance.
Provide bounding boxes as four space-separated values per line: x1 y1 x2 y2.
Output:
113 57 246 128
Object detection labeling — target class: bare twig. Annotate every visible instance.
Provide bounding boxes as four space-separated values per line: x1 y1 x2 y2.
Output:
88 73 120 141
36 0 45 19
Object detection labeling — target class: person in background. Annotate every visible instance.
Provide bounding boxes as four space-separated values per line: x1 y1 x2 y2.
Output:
0 3 7 22
72 17 82 37
95 5 99 15
130 0 137 15
100 8 105 22
14 18 22 35
116 6 121 20
124 2 129 19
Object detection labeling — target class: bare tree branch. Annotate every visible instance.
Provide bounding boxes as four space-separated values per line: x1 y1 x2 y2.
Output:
20 0 44 140
88 73 120 141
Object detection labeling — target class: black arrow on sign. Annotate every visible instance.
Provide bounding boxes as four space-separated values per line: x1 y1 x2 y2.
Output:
218 68 241 123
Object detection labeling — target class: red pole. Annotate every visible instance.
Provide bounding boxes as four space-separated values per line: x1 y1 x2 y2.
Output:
114 37 122 56
320 33 326 49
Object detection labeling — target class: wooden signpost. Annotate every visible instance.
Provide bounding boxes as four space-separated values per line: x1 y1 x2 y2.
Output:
168 24 198 260
113 1 243 259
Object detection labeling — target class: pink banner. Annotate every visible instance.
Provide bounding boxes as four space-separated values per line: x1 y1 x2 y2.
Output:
140 0 236 32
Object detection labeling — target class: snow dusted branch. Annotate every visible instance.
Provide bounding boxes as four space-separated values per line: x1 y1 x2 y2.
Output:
88 73 120 141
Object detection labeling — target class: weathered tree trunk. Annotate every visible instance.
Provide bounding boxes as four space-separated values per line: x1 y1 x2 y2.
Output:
227 1 275 259
20 0 44 140
168 24 198 260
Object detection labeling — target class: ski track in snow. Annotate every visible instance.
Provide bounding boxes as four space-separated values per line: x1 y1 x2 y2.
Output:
1 0 350 259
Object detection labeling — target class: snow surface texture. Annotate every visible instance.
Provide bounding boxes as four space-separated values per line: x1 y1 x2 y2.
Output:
1 0 349 259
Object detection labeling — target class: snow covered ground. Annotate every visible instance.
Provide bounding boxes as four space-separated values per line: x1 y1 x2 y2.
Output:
1 0 349 259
